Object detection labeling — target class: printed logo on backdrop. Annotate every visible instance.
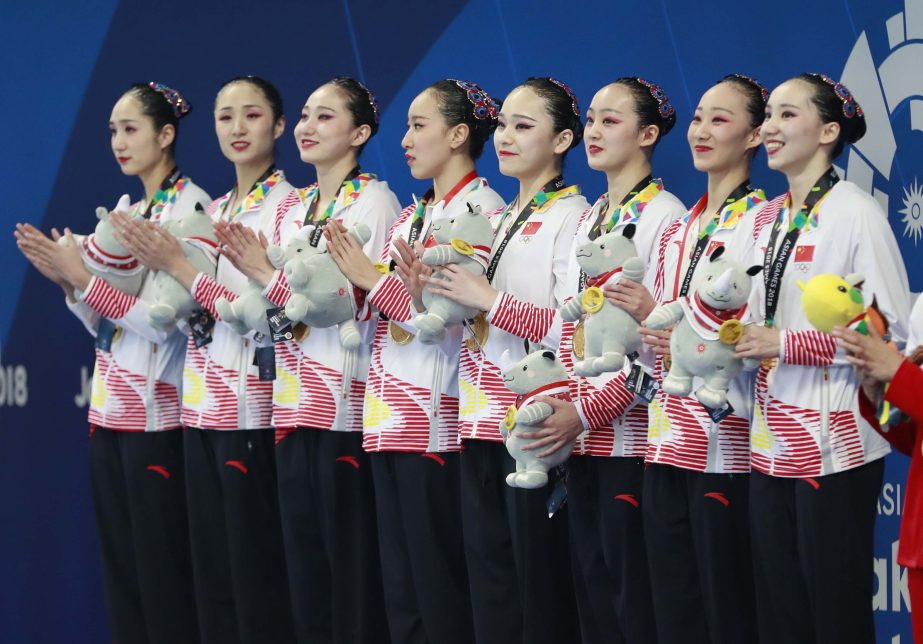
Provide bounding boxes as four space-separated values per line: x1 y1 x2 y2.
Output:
0 344 28 408
839 2 922 640
838 0 923 293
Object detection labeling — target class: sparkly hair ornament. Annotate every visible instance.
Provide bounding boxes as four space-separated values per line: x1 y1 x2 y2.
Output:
356 79 380 125
547 77 580 117
807 73 865 118
148 82 191 119
452 80 499 121
727 73 769 104
635 78 674 119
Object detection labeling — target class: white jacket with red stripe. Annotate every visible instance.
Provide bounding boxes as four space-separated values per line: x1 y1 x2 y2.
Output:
181 170 298 430
458 188 587 443
484 187 685 457
363 176 505 453
67 179 211 431
261 177 401 436
748 181 910 477
645 190 768 473
568 190 685 457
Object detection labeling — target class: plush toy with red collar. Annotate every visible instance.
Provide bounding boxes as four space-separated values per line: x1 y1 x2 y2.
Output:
62 194 147 298
560 224 645 376
147 203 219 331
644 247 762 410
414 203 494 344
499 348 573 489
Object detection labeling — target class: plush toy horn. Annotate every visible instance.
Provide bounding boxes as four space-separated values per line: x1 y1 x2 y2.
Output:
114 194 131 214
845 273 865 289
713 267 734 294
499 349 515 372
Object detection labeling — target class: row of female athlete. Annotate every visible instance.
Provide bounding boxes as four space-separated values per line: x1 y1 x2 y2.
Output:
15 69 922 644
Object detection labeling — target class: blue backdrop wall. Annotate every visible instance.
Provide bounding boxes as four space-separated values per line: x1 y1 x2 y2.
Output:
2 0 920 641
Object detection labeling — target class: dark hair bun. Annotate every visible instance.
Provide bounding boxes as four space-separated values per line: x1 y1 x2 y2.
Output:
520 77 584 151
426 79 500 161
795 72 867 157
613 77 676 143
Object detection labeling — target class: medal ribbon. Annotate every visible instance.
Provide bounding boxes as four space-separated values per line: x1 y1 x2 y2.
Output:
673 181 764 300
763 167 838 327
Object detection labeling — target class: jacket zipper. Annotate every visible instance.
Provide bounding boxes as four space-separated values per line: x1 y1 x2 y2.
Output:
145 342 157 431
429 355 443 452
238 339 249 428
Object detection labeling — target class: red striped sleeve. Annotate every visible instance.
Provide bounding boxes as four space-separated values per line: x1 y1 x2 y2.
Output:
575 370 636 430
192 273 237 318
379 204 416 262
488 292 555 343
653 218 683 302
370 274 413 323
274 190 302 245
263 270 291 307
81 276 136 320
782 329 837 366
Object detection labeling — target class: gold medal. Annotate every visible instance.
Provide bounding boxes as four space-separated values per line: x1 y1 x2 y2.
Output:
372 262 390 275
581 287 604 314
761 358 778 371
572 319 586 360
504 404 517 431
450 238 474 255
663 353 672 371
718 319 745 345
292 322 310 343
465 311 490 352
389 321 414 346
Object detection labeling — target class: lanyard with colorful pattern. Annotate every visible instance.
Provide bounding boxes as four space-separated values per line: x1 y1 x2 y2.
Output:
219 166 284 220
579 176 662 290
588 175 661 240
302 167 371 247
676 181 765 299
140 167 185 220
405 170 479 249
763 167 839 327
487 176 577 283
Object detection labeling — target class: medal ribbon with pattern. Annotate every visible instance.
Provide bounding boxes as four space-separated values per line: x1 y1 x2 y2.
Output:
673 181 765 300
578 175 662 290
141 167 186 220
486 176 576 283
404 170 479 251
763 167 839 328
301 167 372 247
216 166 285 220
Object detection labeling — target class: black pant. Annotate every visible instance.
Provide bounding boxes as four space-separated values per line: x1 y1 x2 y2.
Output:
370 451 474 644
459 439 579 644
276 428 389 644
643 463 756 644
89 427 198 644
750 459 884 644
184 427 295 644
567 455 656 644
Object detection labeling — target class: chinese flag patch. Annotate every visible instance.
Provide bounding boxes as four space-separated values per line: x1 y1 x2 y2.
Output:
707 240 725 255
794 245 815 262
521 221 543 236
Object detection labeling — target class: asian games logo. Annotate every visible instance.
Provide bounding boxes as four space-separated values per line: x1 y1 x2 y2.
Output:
839 0 923 291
